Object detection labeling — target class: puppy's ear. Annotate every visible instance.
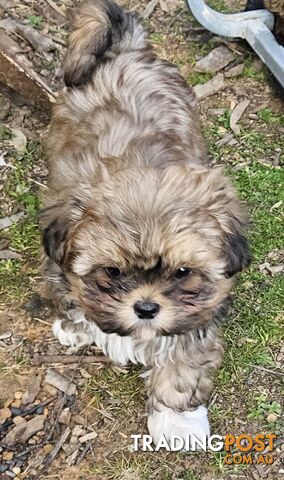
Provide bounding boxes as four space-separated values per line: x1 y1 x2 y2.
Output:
204 167 251 278
223 227 251 278
40 197 84 264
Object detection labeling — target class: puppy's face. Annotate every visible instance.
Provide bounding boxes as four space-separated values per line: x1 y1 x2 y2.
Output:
42 165 250 339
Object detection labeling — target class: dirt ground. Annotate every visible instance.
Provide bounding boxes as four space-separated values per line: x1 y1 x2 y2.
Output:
0 1 283 479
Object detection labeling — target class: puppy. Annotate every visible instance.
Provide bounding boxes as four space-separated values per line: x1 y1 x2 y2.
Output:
40 0 250 446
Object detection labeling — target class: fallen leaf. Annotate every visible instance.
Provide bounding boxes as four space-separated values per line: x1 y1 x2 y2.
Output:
230 99 250 136
270 200 283 212
143 0 159 19
0 212 24 230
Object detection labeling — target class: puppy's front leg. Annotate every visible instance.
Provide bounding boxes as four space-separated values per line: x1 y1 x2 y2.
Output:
146 330 224 447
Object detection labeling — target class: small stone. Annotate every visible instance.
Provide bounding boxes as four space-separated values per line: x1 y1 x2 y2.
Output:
224 63 244 78
3 415 46 445
36 405 44 415
11 400 21 409
59 408 71 425
193 73 225 100
195 46 235 73
4 398 14 408
12 467 21 476
5 471 16 478
79 431 98 443
251 58 264 73
14 392 23 400
267 413 278 423
22 375 41 405
72 425 86 437
0 408 12 423
10 407 22 417
3 451 14 461
43 408 49 417
0 464 8 473
62 442 80 456
72 415 87 426
43 443 54 454
13 416 26 426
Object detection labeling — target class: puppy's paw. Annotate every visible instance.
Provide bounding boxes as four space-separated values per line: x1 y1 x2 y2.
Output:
53 318 95 352
147 404 209 450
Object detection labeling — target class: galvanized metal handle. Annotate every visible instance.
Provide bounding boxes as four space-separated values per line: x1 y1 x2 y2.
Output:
186 0 284 87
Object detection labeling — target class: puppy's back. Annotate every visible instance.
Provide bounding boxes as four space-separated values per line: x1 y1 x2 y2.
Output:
64 0 147 87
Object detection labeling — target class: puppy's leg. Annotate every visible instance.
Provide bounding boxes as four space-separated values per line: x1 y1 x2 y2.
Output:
146 329 223 447
53 310 98 352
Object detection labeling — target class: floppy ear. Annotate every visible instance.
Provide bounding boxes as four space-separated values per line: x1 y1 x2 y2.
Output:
223 228 251 278
40 197 85 264
204 167 251 278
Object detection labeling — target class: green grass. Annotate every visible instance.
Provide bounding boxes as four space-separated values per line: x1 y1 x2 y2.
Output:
27 14 43 29
0 138 42 301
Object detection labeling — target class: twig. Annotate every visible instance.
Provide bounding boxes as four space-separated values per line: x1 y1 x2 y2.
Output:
75 441 91 464
46 353 86 441
251 364 284 377
34 354 111 365
142 0 159 19
44 426 71 468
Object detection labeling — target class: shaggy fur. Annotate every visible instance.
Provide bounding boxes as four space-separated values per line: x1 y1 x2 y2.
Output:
41 0 250 445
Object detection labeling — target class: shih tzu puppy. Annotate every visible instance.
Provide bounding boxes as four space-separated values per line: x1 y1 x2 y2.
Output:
40 0 250 445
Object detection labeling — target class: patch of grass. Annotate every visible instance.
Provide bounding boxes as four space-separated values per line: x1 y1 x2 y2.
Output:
0 140 43 300
27 14 43 29
247 394 282 421
257 108 284 126
0 126 12 141
83 366 143 410
187 71 213 86
149 33 165 44
90 455 152 480
207 0 228 13
242 56 270 82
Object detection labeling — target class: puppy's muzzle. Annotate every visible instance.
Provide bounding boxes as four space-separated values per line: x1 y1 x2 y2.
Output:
134 301 160 319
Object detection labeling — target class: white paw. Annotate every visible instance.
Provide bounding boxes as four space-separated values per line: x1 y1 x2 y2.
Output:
147 404 210 450
52 318 95 352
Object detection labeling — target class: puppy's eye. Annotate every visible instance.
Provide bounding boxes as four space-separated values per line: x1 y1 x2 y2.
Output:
105 267 121 278
175 267 191 279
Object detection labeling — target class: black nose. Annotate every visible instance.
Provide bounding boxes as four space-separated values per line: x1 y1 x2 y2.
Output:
134 301 160 319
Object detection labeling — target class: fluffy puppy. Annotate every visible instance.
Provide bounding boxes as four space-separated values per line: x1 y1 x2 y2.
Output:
40 0 250 445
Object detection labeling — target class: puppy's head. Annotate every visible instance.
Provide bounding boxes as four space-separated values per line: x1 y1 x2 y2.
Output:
41 165 250 339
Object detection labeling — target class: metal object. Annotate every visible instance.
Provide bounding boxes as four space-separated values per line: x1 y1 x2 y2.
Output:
186 0 284 87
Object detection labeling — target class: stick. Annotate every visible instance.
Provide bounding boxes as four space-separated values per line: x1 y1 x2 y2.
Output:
44 426 71 468
251 364 284 376
34 354 111 365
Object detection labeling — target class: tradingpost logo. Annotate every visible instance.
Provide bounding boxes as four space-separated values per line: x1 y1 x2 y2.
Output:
131 433 277 464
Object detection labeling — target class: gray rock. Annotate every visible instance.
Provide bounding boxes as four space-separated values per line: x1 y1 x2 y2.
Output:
195 46 235 73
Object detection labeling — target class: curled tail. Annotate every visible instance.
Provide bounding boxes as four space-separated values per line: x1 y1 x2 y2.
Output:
64 0 147 87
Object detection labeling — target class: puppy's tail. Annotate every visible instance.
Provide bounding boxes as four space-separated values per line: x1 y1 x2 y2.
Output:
64 0 147 87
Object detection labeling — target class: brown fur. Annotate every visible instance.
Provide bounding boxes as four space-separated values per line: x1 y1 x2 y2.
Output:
41 0 250 420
